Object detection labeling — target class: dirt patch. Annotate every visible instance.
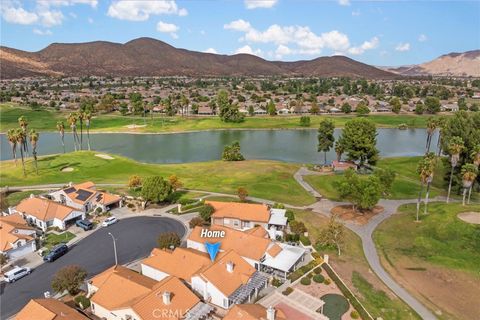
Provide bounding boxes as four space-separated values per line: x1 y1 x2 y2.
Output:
61 167 74 172
380 255 480 319
331 205 384 225
457 211 480 224
95 154 114 160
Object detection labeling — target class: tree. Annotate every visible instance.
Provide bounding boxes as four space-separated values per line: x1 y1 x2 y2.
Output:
128 175 142 189
290 221 307 235
317 215 345 256
84 112 92 151
390 97 401 114
222 141 245 161
0 192 9 212
461 164 478 206
310 100 320 114
248 105 254 116
157 232 181 249
15 128 26 177
416 153 436 220
373 168 396 196
337 118 379 166
18 116 29 156
317 119 335 165
334 140 345 162
67 113 80 151
355 102 370 116
237 187 248 202
217 90 244 123
425 117 437 153
338 169 381 212
341 102 352 114
415 101 424 115
299 116 310 127
141 176 173 203
199 204 214 221
168 175 183 191
56 122 65 153
422 153 437 215
189 217 205 228
267 100 276 116
7 129 18 166
29 130 39 174
51 265 87 295
446 136 464 203
425 96 441 114
0 254 7 272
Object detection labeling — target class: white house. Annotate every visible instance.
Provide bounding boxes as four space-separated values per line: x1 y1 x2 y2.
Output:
0 214 37 259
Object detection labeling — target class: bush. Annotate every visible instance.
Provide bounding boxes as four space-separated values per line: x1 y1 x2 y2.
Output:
178 198 196 206
350 310 360 319
74 295 91 309
157 232 180 249
313 274 325 283
314 267 322 274
290 221 307 235
300 235 311 246
51 265 87 295
311 251 321 260
271 277 283 287
300 277 311 285
285 209 295 222
324 278 331 285
199 204 215 221
282 287 293 296
189 217 205 228
128 175 142 189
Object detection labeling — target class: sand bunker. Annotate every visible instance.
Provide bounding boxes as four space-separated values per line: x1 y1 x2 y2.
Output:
61 167 74 172
95 154 114 160
458 212 480 224
125 124 147 129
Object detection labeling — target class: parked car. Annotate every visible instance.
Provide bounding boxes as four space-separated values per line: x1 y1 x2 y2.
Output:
76 219 93 231
102 216 118 227
4 266 31 283
43 244 68 262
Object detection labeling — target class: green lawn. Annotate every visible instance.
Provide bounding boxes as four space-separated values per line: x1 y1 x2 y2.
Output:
374 202 480 274
5 190 45 206
44 232 76 249
0 151 315 206
1 103 436 133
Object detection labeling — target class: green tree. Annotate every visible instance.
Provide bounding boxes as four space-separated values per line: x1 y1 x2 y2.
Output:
199 204 215 221
415 101 424 115
338 169 381 212
157 232 181 249
51 265 87 295
446 136 464 203
317 119 335 165
317 215 345 256
341 102 352 114
248 105 254 116
337 118 379 166
237 187 248 202
29 129 39 174
424 96 441 114
267 100 276 116
355 102 370 116
299 116 311 127
217 90 244 123
460 164 478 206
373 168 396 196
222 141 245 161
290 221 307 235
416 153 436 220
390 97 401 114
141 176 173 203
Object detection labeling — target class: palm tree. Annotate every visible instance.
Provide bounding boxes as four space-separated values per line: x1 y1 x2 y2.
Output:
460 164 478 206
425 117 437 153
84 112 92 151
78 112 84 150
7 129 18 166
435 116 446 156
416 153 435 220
446 136 464 203
56 121 66 153
17 116 29 156
468 145 480 204
29 130 39 174
423 153 436 215
334 141 344 162
15 128 26 177
67 113 79 151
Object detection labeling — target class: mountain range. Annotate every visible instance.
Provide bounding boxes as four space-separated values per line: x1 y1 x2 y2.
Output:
0 38 478 79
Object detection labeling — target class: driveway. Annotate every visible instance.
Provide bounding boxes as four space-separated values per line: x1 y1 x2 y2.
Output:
0 216 185 319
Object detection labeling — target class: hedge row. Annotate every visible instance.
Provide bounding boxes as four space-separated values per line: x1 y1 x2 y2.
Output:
322 263 373 320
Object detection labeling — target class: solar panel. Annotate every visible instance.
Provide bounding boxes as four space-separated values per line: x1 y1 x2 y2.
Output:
64 187 76 194
76 189 93 201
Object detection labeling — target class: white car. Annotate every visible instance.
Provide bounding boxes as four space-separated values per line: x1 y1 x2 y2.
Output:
4 266 31 283
102 216 118 227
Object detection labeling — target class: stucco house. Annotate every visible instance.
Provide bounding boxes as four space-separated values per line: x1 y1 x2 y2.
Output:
0 214 37 259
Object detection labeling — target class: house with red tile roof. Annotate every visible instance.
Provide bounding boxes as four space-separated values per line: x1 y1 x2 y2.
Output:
15 298 89 320
0 214 36 259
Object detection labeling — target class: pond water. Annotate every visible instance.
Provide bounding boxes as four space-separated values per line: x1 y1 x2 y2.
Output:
0 128 437 164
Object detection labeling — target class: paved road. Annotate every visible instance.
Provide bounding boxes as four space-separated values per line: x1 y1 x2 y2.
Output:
0 216 185 319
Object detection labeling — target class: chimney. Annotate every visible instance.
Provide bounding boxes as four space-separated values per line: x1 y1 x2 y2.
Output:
266 306 275 320
162 291 171 305
226 261 234 273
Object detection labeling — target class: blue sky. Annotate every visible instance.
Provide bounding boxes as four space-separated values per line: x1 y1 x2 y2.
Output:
1 0 479 66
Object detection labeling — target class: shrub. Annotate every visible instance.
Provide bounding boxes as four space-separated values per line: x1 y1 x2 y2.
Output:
199 204 215 221
271 277 283 287
282 287 293 296
324 278 331 285
313 274 325 283
128 175 142 189
350 310 360 319
178 198 196 206
300 277 311 285
74 295 91 309
189 217 205 228
311 251 321 260
290 221 307 235
285 210 295 222
157 232 180 249
314 267 322 274
237 187 248 202
300 235 311 246
51 265 87 295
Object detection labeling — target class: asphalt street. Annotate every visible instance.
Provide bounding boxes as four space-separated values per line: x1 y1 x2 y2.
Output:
0 216 185 319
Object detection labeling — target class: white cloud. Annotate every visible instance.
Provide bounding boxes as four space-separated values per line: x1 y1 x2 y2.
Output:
274 44 292 59
38 9 64 27
108 0 187 21
1 6 38 25
69 12 77 18
395 42 410 52
87 17 93 23
234 45 263 57
36 0 98 8
244 0 278 9
338 0 350 6
351 10 360 16
418 34 427 42
156 21 179 38
33 28 52 35
347 36 379 55
204 48 218 54
224 19 252 32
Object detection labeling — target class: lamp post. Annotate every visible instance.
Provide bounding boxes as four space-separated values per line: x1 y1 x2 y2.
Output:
108 232 118 266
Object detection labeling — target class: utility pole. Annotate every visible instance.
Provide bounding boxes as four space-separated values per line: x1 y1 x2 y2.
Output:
108 232 118 266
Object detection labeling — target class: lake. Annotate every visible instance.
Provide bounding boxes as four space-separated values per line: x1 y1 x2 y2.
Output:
0 128 437 164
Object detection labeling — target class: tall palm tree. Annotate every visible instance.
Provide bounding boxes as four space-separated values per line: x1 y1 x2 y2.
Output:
446 136 464 203
84 112 92 151
29 130 39 174
425 117 437 153
17 116 29 156
78 112 84 150
56 121 66 153
67 113 79 151
423 152 436 215
435 116 446 156
460 164 478 206
334 141 344 162
7 129 18 166
15 128 26 177
416 153 435 220
468 145 480 204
